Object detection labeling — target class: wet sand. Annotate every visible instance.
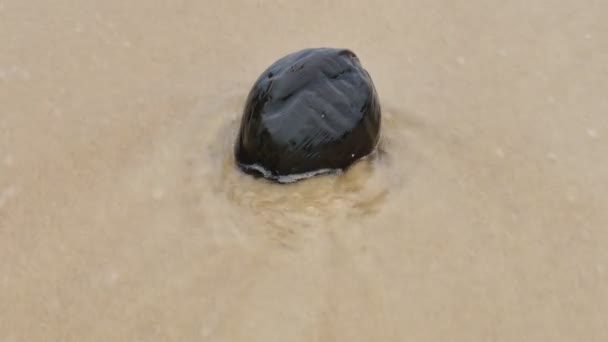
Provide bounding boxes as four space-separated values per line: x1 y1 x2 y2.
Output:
1 1 607 341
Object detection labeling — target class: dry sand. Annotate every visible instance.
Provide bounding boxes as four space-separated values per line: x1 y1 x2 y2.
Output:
1 0 607 341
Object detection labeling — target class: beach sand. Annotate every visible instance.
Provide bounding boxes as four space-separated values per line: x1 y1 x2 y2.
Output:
1 1 607 340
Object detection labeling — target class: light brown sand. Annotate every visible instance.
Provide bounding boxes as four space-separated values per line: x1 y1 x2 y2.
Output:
1 1 607 341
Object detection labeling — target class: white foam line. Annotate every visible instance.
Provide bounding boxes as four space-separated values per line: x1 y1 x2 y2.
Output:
239 163 341 183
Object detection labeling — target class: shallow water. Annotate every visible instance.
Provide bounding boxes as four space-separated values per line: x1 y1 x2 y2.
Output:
1 1 608 341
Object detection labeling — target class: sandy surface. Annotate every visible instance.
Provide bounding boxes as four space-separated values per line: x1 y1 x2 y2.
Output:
1 0 607 341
